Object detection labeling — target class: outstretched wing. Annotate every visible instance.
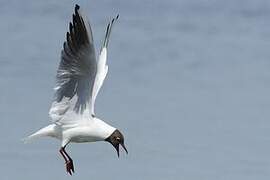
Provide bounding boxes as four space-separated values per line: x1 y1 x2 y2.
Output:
49 5 96 123
91 15 119 115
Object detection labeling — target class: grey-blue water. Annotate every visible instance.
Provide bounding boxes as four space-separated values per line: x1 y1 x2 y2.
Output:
1 0 270 179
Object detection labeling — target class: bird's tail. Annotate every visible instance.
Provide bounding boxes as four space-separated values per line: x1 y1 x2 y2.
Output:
23 124 56 144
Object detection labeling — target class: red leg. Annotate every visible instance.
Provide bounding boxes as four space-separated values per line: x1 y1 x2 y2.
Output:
59 147 75 175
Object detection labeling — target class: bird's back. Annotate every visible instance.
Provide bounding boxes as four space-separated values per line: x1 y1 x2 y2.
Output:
62 117 116 143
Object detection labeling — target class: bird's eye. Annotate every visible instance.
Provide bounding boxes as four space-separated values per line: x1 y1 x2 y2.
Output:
116 137 121 141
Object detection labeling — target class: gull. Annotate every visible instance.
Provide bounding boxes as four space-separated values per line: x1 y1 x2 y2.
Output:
24 4 128 175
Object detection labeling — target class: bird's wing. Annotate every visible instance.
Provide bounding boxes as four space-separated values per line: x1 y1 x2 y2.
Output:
49 5 97 124
91 15 119 115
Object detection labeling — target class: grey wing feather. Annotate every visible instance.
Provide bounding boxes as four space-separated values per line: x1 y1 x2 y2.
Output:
54 4 96 114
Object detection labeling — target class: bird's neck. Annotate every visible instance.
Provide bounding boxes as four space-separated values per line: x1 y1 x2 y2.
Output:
92 117 116 140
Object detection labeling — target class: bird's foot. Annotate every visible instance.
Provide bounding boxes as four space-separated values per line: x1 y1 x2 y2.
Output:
65 160 74 175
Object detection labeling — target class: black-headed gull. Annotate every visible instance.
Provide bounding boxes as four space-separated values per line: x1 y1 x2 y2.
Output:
24 4 128 175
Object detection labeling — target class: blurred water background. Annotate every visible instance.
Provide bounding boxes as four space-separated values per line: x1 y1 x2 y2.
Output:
1 0 270 179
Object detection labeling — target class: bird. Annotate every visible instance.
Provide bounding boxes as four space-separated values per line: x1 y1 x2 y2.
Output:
24 4 128 175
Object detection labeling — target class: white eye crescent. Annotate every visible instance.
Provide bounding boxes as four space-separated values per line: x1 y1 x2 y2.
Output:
116 137 120 140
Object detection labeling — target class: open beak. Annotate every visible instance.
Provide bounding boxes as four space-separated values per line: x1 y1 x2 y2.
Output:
121 143 128 154
115 144 120 157
114 143 128 157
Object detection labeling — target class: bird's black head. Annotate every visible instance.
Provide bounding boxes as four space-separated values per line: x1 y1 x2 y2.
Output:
105 129 128 157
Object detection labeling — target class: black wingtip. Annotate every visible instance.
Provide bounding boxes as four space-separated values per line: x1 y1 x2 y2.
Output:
72 14 76 22
69 22 73 31
66 32 69 40
116 14 119 19
75 4 80 11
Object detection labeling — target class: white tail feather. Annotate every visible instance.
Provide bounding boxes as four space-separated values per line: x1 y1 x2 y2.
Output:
23 124 56 144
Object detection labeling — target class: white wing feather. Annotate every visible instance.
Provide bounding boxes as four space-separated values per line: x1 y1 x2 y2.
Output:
91 15 119 115
91 48 108 115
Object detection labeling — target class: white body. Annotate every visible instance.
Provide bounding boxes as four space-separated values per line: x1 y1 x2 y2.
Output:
26 117 115 147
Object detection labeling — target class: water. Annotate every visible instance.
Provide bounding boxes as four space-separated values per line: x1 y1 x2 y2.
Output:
1 0 270 179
